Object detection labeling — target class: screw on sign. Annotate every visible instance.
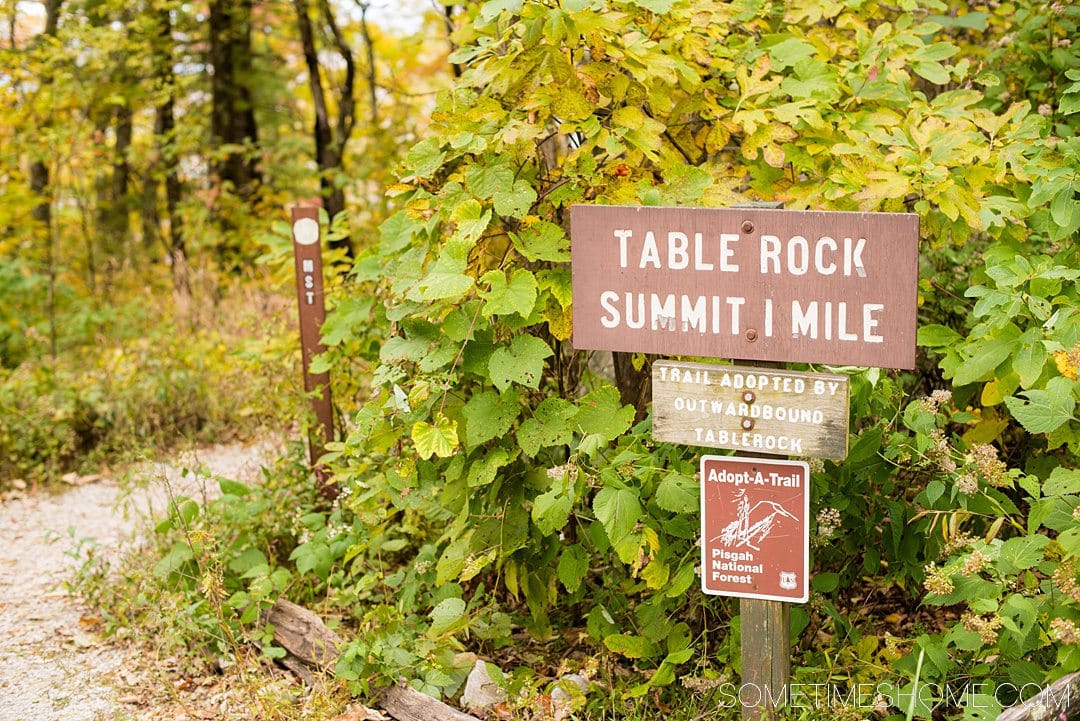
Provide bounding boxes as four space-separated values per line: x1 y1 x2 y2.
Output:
291 206 335 497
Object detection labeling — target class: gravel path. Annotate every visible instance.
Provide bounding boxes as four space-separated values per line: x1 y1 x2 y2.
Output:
0 441 277 721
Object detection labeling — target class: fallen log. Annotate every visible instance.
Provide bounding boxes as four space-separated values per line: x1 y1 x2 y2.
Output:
380 682 482 721
996 671 1080 721
280 653 316 686
267 599 341 670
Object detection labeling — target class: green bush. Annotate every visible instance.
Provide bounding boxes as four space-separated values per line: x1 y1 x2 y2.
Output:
0 325 294 487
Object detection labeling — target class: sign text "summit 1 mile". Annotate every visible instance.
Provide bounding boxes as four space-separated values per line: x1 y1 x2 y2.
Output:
570 205 919 368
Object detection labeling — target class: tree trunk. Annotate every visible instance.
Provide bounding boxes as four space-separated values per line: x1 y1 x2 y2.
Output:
154 0 189 298
29 0 61 233
208 0 260 197
613 352 651 422
110 104 132 244
292 0 355 254
140 169 159 250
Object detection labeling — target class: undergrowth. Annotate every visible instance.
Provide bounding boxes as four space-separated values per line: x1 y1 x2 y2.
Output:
0 279 299 490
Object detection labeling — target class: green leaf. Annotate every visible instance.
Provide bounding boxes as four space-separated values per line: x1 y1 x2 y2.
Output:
493 180 537 219
510 222 570 263
452 199 492 244
489 335 553 392
641 558 670 589
914 42 959 62
406 138 446 178
604 633 658 659
655 472 698 514
533 487 573 536
573 386 635 441
662 164 712 203
467 448 510 487
263 645 287 660
996 535 1049 573
557 544 589 593
218 478 251 496
811 572 839 593
1004 377 1077 434
479 0 522 21
666 563 696 597
767 38 816 69
419 272 474 301
290 540 333 579
463 390 520 448
953 338 1014 386
1013 340 1047 389
379 211 418 254
913 61 950 85
480 268 538 319
593 487 642 545
412 416 459 460
927 12 988 31
518 397 577 456
153 542 193 578
429 597 467 636
466 163 514 200
918 324 962 348
1044 467 1080 497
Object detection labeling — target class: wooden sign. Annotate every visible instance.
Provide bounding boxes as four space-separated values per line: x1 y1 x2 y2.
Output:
291 206 334 487
652 361 849 460
569 205 919 368
701 456 809 603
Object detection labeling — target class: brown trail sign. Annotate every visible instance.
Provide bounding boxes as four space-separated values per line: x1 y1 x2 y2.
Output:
570 204 918 368
291 206 334 493
700 456 809 602
652 361 849 460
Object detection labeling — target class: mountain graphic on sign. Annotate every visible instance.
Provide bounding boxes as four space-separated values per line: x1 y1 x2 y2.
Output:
714 491 799 551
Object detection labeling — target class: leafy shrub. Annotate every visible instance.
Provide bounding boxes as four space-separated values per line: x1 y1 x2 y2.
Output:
0 324 294 487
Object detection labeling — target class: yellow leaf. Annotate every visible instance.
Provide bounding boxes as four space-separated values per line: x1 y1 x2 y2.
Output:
981 379 1003 406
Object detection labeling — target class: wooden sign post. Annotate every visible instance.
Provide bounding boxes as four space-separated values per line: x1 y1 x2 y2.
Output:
291 206 334 493
569 202 918 721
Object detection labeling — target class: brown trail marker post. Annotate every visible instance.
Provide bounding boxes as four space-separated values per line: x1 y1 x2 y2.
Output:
570 202 918 720
291 206 335 495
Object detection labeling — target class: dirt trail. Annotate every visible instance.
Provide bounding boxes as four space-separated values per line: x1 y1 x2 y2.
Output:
0 441 277 721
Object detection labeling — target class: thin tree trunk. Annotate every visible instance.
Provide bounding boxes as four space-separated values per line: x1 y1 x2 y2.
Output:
140 169 159 250
208 0 260 197
45 205 57 359
155 3 189 299
358 3 377 127
29 0 61 232
110 103 133 243
443 5 461 78
293 0 355 253
613 352 651 422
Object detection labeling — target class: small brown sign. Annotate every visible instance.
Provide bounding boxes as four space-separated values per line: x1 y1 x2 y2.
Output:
570 205 918 368
652 361 849 460
701 456 809 602
292 207 334 481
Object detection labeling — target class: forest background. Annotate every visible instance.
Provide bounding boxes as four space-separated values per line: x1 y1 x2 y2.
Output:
1 0 1079 719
